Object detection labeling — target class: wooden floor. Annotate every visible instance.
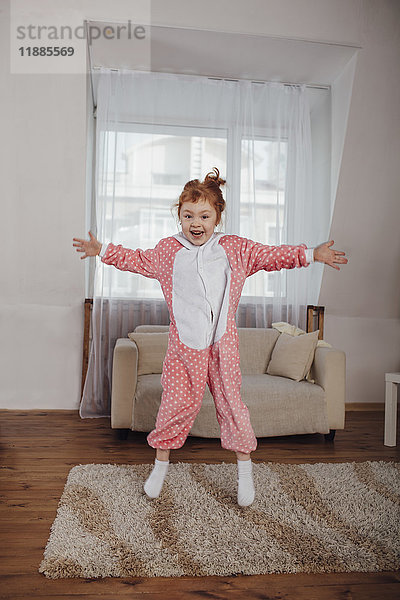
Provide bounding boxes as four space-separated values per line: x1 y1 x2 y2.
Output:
0 409 399 600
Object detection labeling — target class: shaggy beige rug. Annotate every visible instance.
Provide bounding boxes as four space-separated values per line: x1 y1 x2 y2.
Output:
39 461 400 579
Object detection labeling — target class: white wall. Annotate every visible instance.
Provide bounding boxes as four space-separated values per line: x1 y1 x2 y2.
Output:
0 1 86 408
318 0 400 403
1 0 399 408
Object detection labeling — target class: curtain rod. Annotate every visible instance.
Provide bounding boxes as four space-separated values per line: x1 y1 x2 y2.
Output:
90 67 330 90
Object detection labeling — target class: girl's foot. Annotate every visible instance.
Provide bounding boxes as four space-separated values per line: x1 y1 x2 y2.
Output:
144 458 169 499
237 459 255 506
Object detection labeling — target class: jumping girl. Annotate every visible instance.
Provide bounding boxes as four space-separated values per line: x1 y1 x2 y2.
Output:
73 168 347 506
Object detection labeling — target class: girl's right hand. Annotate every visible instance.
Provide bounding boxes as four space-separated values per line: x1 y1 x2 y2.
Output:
73 231 102 259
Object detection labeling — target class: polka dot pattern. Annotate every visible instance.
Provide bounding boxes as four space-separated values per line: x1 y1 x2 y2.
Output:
103 235 309 453
147 324 257 453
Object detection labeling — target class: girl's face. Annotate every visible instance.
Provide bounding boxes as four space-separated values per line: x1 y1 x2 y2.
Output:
180 197 219 246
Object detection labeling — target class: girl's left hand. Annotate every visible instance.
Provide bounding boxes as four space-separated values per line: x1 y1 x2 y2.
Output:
314 240 348 270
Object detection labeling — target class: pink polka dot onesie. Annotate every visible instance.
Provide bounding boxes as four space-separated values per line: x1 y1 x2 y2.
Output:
101 232 311 454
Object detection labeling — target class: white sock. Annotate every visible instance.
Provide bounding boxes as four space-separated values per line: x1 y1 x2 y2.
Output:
237 459 255 507
144 458 169 499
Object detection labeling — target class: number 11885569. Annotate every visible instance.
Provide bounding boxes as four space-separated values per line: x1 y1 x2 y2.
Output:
18 46 75 57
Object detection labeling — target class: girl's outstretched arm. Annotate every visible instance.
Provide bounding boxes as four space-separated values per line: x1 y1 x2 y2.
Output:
73 232 160 279
314 240 348 270
73 232 161 279
73 231 101 259
235 237 310 276
227 235 348 277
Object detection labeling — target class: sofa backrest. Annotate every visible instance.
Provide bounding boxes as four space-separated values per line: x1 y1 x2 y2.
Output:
134 325 170 334
130 325 280 375
238 328 280 374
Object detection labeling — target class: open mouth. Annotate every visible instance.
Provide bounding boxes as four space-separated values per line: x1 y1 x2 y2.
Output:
190 231 204 238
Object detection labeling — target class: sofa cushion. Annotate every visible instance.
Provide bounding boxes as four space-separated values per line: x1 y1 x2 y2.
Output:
239 374 328 437
267 330 319 381
127 332 168 375
133 373 328 437
238 328 280 374
272 321 333 349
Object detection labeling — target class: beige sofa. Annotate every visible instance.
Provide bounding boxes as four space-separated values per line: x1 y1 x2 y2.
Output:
111 325 345 441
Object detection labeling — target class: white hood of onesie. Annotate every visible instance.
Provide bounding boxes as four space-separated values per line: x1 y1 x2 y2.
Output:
171 231 231 350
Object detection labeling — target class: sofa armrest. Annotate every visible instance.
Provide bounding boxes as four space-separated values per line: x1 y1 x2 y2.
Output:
111 338 138 430
311 346 346 430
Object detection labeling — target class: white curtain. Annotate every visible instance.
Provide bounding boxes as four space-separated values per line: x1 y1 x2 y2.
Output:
80 68 328 418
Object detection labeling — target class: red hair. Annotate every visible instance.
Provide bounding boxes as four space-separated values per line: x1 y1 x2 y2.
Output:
174 167 226 225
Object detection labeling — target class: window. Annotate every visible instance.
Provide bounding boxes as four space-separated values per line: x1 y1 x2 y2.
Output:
93 76 330 303
96 126 301 300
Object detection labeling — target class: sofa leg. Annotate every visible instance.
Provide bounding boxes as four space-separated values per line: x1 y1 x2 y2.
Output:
324 429 336 442
116 428 129 440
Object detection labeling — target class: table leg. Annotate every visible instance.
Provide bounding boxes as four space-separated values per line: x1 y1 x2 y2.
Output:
384 381 398 446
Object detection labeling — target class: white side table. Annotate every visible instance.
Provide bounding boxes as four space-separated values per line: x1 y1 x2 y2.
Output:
384 372 400 446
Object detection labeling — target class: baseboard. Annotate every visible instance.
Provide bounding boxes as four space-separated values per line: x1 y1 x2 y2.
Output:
345 403 385 411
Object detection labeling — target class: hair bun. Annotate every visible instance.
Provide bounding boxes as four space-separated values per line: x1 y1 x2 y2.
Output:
204 167 226 187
